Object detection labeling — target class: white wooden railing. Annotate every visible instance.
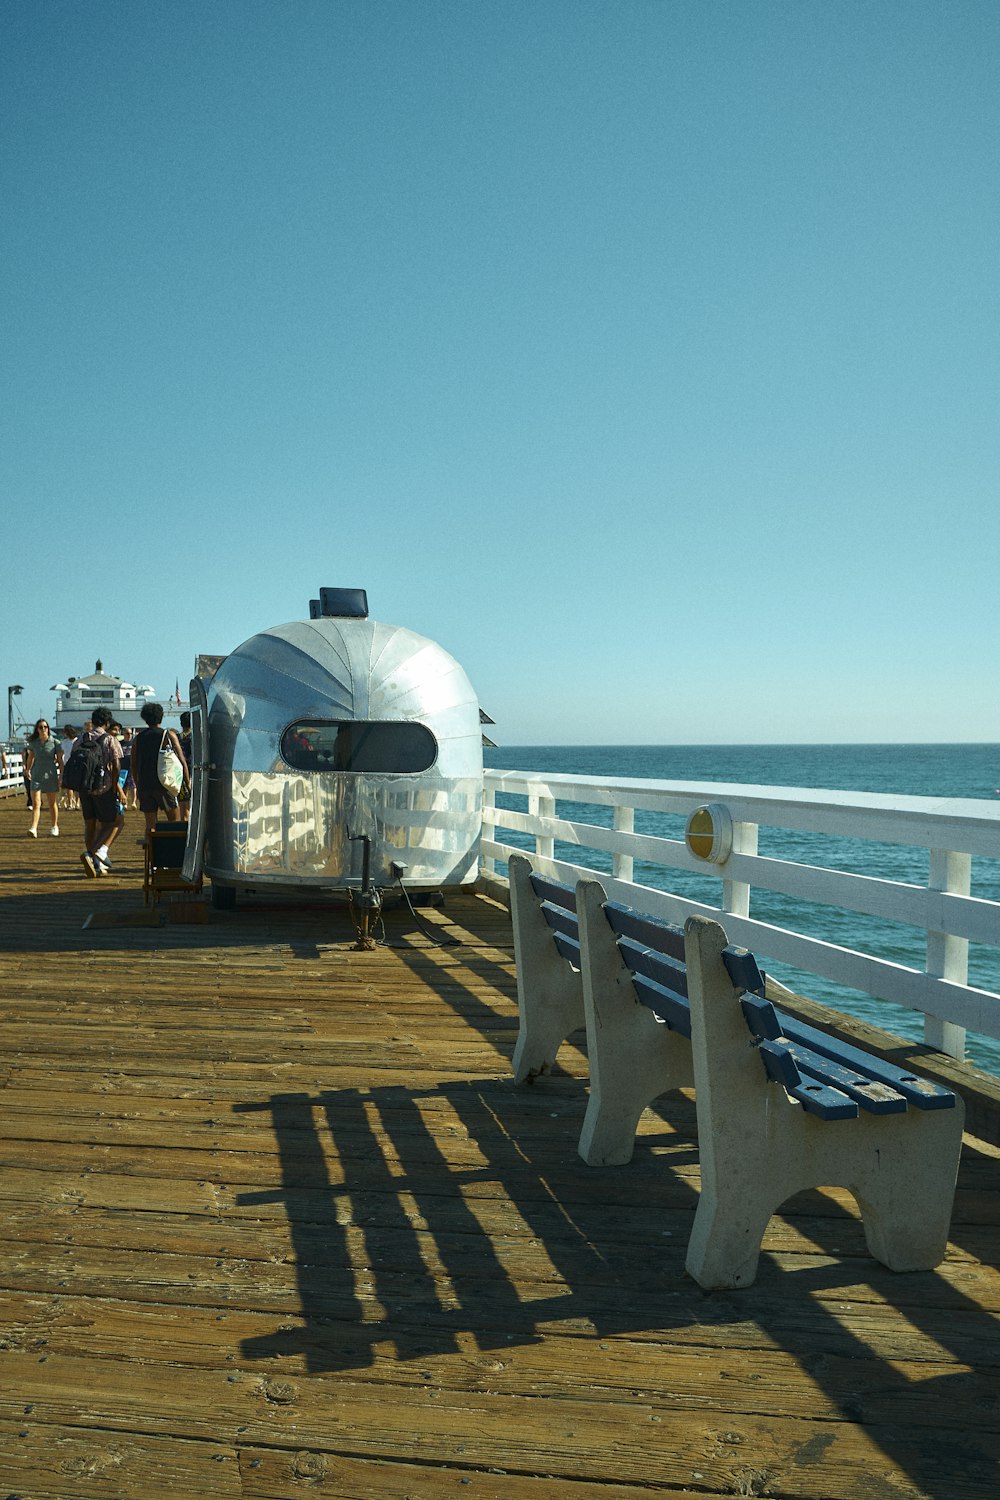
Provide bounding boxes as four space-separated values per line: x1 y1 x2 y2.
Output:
482 769 1000 1063
0 747 24 796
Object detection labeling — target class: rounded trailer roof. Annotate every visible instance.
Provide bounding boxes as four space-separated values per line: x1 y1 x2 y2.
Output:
215 616 480 724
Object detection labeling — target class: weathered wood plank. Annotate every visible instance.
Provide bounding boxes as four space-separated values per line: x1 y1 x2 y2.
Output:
0 1421 240 1500
236 1444 718 1499
3 1348 998 1496
0 1419 724 1500
1 1290 997 1435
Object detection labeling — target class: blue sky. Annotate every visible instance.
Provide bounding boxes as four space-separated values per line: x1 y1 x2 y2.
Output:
3 1 997 744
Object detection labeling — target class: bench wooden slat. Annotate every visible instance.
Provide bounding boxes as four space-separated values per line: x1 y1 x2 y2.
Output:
616 938 688 999
602 903 685 963
529 873 577 911
777 1039 908 1114
721 945 766 996
630 974 693 1037
540 903 579 941
780 1016 958 1111
739 994 786 1041
553 932 582 968
740 995 958 1112
756 1040 860 1120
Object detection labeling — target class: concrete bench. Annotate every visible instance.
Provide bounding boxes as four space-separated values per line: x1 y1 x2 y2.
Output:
509 854 966 1288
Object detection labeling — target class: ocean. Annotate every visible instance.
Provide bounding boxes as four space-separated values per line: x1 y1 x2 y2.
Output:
483 744 1000 1075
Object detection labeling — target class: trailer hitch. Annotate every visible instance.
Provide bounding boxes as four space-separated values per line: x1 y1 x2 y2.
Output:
346 830 382 950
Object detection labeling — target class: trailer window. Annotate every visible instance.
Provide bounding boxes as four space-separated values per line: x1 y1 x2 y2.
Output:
280 721 437 774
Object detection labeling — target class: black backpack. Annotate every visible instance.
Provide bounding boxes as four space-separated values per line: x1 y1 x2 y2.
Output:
62 732 107 794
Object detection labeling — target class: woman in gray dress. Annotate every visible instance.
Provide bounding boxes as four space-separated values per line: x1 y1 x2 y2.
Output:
25 719 62 837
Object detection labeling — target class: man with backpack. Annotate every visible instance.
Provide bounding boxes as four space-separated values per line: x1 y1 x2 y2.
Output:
64 706 124 877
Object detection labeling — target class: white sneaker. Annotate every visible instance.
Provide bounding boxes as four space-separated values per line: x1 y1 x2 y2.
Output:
51 827 60 836
27 828 37 838
95 855 112 875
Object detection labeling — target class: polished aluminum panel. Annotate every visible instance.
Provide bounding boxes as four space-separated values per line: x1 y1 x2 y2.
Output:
202 616 482 888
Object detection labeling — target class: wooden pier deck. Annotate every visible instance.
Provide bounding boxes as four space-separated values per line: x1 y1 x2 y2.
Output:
1 794 999 1499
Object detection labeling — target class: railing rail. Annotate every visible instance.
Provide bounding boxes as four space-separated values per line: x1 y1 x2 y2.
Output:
0 746 24 796
482 769 1000 1062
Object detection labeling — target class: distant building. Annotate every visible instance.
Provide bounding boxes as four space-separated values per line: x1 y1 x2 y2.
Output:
50 660 185 731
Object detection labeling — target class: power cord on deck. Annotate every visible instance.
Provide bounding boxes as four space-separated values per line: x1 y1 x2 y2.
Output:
392 864 461 947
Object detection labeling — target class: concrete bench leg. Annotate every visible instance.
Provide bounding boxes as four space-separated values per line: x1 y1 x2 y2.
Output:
848 1108 965 1270
509 854 584 1084
683 914 965 1290
576 878 694 1166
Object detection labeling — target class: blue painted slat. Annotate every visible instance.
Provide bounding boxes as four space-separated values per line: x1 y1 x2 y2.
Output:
529 873 577 911
541 903 579 941
775 1016 957 1112
740 995 955 1113
756 1040 859 1121
631 974 693 1037
740 994 784 1040
722 945 767 996
780 1042 907 1114
617 937 689 998
602 903 685 963
553 932 581 968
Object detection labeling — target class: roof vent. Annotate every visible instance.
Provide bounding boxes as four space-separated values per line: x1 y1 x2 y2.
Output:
311 588 369 619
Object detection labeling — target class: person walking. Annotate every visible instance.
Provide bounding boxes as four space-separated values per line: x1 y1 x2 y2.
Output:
60 725 80 809
77 707 124 876
177 711 193 823
120 725 138 808
25 719 63 837
131 702 189 841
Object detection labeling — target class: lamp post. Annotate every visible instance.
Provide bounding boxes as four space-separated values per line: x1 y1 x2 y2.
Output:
50 684 69 736
7 684 23 742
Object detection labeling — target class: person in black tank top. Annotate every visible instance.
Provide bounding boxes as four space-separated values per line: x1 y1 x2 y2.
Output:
131 701 190 841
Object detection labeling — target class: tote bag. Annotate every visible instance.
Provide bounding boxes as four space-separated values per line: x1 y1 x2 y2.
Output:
157 730 185 796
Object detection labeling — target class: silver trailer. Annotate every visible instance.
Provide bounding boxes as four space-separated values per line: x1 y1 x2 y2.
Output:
183 590 483 917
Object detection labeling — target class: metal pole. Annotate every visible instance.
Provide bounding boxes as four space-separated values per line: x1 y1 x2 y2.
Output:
7 685 23 742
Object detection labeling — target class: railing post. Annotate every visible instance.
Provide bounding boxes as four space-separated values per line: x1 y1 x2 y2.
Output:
925 848 971 1060
481 779 495 877
531 793 555 862
723 820 758 920
613 804 634 883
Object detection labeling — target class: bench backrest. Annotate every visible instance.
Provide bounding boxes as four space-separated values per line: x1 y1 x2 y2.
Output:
595 892 957 1123
522 866 958 1122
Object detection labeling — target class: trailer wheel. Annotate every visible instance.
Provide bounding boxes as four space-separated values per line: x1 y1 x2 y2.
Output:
211 882 237 911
